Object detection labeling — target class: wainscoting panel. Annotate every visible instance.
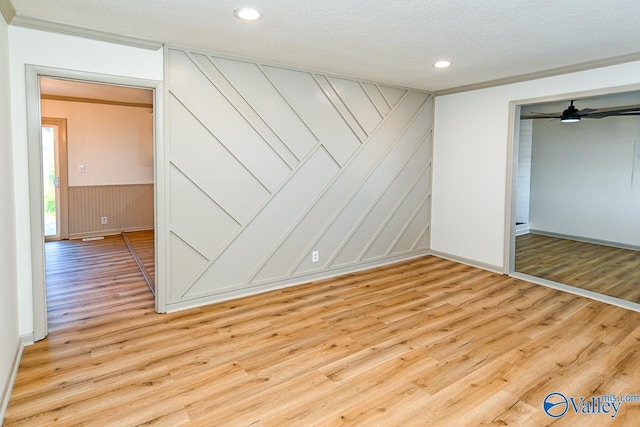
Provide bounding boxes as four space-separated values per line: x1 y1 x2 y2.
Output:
392 195 432 254
329 138 432 268
169 165 239 257
293 95 432 276
327 76 383 135
169 95 269 224
362 82 391 116
186 147 339 297
68 184 153 238
169 49 291 192
212 57 317 161
263 65 362 166
362 167 432 261
165 46 433 308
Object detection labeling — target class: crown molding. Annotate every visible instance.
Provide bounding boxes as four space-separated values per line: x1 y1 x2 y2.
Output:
434 51 640 96
0 0 16 24
10 15 162 50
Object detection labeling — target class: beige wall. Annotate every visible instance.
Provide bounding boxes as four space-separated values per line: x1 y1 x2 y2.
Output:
41 99 153 186
68 184 154 238
40 99 154 237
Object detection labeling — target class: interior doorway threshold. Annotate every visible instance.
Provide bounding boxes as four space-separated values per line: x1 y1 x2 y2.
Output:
511 272 640 313
122 231 155 295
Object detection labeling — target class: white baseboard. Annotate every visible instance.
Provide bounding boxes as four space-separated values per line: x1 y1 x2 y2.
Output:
515 223 530 236
69 226 154 240
21 333 35 346
165 249 431 313
1 337 24 423
429 249 504 274
530 229 640 251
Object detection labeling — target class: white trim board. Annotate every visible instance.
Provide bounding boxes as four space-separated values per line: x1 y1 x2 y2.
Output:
0 337 23 423
24 65 164 339
429 249 504 274
0 0 15 24
166 249 431 313
164 42 432 94
503 83 640 278
511 272 640 313
434 52 640 96
529 229 640 252
69 226 154 240
10 15 162 50
515 224 529 236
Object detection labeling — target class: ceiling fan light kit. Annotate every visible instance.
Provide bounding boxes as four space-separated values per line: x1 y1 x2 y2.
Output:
560 101 581 123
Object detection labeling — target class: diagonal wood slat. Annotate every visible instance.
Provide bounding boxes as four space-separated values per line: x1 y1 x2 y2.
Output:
165 47 433 309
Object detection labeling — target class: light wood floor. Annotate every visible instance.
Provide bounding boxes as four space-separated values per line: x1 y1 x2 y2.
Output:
516 233 640 304
123 230 155 293
5 238 640 425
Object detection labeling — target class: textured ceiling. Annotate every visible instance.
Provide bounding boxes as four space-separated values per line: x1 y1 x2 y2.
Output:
10 0 640 92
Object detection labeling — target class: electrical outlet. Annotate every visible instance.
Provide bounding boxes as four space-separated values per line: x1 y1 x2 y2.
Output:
101 217 108 225
312 250 319 263
79 165 85 173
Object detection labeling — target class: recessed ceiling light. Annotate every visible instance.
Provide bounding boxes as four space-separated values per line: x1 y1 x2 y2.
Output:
235 7 261 21
433 60 453 69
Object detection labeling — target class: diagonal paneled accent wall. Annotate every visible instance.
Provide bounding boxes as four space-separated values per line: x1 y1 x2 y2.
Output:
165 47 433 309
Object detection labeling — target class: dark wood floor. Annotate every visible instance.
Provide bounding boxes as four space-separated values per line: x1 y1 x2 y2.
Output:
516 233 640 304
5 237 640 425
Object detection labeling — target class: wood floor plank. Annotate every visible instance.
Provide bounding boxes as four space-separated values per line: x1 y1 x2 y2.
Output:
516 233 640 304
5 236 640 425
122 230 155 293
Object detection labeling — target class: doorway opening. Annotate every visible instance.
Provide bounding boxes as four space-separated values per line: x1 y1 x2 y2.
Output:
41 118 68 241
40 76 156 323
26 66 164 341
506 87 640 313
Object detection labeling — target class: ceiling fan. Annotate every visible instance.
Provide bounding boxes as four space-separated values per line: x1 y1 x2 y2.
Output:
521 100 640 123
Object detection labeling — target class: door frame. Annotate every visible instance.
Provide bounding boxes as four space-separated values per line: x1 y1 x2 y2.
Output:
503 83 640 313
26 65 165 341
41 117 69 241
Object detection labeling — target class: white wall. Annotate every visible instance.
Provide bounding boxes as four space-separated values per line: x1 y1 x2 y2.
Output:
8 27 162 335
42 99 153 186
529 117 640 246
0 14 19 420
432 60 640 270
516 120 532 224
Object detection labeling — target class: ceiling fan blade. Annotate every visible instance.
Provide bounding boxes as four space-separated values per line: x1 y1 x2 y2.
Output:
582 104 640 115
520 113 562 119
575 108 596 115
522 104 640 120
582 110 640 119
